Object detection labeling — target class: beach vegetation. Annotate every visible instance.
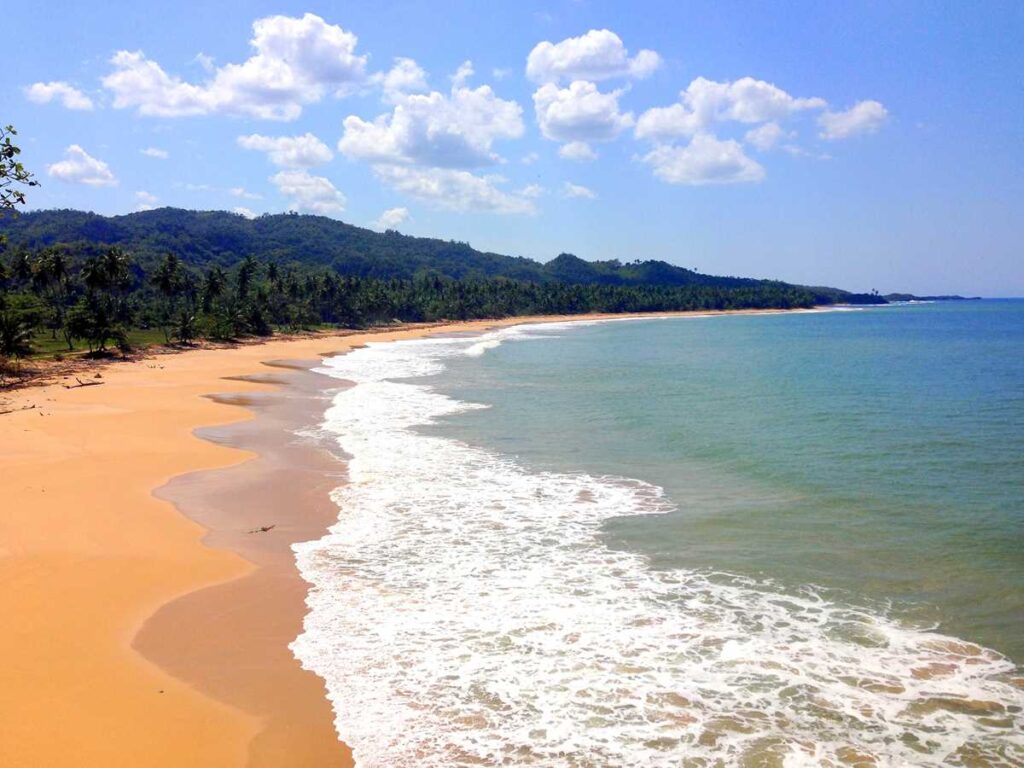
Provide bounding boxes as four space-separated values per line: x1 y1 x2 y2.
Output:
0 308 36 358
0 125 38 215
0 207 887 363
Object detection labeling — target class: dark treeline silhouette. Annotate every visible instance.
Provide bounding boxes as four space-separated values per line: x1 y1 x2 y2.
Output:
0 242 824 359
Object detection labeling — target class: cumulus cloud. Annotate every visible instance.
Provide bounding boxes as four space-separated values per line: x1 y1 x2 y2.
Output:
135 190 159 211
636 76 826 140
24 81 94 111
271 170 346 215
744 122 787 151
233 206 258 219
533 81 634 146
451 60 475 88
371 206 410 230
101 13 368 120
526 29 660 84
818 100 888 140
562 181 597 199
559 140 597 161
640 134 765 185
193 52 216 73
230 186 262 199
342 60 535 214
140 147 169 159
520 183 545 198
372 165 535 214
47 145 117 186
238 132 333 167
376 57 429 102
340 81 524 168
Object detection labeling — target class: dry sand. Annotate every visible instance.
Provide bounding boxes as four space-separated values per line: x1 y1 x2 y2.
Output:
0 309 814 767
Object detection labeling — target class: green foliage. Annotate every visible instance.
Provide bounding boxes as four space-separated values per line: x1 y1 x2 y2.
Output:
173 310 198 344
0 208 884 362
0 308 36 358
0 208 884 305
32 247 74 349
67 295 128 353
0 125 39 213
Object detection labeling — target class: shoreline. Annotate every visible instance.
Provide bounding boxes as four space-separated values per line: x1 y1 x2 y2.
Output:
0 307 823 767
134 361 353 767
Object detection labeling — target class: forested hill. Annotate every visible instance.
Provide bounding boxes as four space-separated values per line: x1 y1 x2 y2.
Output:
0 208 879 304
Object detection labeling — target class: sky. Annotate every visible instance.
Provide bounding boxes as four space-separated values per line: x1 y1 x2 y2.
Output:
6 1 1023 296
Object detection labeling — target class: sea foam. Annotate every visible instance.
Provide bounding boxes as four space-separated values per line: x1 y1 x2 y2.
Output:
292 322 1023 767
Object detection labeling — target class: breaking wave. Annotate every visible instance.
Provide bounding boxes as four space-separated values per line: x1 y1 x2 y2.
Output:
292 322 1023 767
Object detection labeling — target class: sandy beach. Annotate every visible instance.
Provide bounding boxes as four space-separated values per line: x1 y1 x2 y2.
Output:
0 309 815 767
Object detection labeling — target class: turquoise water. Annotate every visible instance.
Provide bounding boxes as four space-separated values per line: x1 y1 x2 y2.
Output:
434 301 1024 661
295 301 1024 766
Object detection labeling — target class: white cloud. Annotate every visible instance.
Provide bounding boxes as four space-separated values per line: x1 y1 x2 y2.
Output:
451 60 475 88
371 206 410 230
533 81 634 145
521 152 540 165
46 145 117 186
818 100 888 140
193 53 216 73
102 13 368 120
340 83 524 168
376 57 429 102
526 29 660 84
520 183 545 198
744 122 787 151
492 67 512 81
636 76 826 140
559 140 597 161
24 81 94 111
271 170 346 215
373 165 535 214
238 132 333 167
562 181 597 199
230 186 262 200
140 147 169 159
640 134 765 185
135 190 159 211
233 206 258 219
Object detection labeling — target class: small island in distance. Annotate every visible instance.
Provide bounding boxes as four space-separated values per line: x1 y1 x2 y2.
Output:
884 292 982 301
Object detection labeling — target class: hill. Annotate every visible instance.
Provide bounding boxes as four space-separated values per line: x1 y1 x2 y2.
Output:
0 208 881 305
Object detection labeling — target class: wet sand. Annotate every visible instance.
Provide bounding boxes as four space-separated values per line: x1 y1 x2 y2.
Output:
134 364 353 767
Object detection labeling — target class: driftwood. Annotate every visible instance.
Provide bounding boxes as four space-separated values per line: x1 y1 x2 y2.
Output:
0 404 36 416
247 524 276 534
63 377 105 389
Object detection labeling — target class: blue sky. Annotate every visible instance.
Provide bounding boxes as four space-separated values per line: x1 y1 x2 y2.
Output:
6 1 1023 295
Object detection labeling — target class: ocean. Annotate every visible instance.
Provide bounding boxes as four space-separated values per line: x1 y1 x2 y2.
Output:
292 300 1024 766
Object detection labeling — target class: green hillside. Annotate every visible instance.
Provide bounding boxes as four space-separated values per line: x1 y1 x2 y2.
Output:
0 208 879 304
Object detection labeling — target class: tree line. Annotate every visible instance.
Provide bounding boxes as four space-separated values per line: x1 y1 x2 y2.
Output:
0 244 819 359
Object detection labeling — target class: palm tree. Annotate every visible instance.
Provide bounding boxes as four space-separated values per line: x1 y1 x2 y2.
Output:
74 247 133 354
152 253 182 342
82 246 130 294
173 309 198 344
11 250 32 285
0 309 34 358
32 249 72 347
202 265 227 312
